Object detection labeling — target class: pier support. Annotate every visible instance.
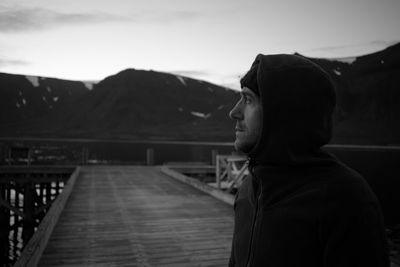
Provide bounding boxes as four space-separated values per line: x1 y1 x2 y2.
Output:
146 148 154 165
0 166 74 265
0 184 10 266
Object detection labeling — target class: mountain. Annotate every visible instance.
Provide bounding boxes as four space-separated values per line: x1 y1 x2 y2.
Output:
0 43 399 144
0 70 238 141
0 73 89 123
302 42 400 145
48 69 238 140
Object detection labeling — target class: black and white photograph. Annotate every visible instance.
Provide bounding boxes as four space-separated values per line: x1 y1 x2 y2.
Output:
0 0 399 266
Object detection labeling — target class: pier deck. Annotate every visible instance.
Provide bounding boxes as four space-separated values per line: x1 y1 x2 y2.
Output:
38 166 234 266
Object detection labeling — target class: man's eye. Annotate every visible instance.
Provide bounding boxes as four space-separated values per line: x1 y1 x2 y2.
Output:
243 96 251 104
240 94 252 104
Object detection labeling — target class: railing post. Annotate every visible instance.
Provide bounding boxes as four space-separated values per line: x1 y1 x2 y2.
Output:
7 147 11 165
227 161 232 186
0 183 9 266
27 148 32 166
211 149 218 165
22 180 35 245
146 148 154 165
216 155 221 189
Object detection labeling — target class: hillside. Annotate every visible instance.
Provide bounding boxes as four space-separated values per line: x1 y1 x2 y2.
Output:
0 70 238 141
49 69 238 140
304 42 400 144
0 43 399 144
0 73 89 123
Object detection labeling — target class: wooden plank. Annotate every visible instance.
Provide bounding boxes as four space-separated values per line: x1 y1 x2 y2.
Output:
38 166 234 266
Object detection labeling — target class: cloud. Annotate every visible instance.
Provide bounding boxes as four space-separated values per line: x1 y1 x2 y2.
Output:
0 5 127 33
170 69 242 90
0 2 212 33
170 70 210 77
301 40 400 57
151 10 202 24
170 69 223 84
0 58 29 67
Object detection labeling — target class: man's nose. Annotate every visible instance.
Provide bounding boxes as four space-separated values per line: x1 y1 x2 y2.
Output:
229 101 243 120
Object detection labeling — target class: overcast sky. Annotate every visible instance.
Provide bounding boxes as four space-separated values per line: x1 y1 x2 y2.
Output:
0 0 399 89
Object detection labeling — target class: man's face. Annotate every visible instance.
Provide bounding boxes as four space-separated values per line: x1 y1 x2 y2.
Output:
229 87 262 154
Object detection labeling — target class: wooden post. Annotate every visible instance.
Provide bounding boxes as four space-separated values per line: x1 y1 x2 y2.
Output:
0 184 10 266
22 181 35 245
211 149 218 166
27 148 32 166
81 147 89 165
146 148 154 165
56 180 61 195
216 155 221 189
14 183 20 256
46 182 52 204
227 161 232 187
7 147 11 165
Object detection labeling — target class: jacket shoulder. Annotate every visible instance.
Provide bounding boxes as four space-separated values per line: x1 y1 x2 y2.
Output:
322 162 379 207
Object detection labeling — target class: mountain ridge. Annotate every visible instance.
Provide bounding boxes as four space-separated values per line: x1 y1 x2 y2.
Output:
1 43 400 144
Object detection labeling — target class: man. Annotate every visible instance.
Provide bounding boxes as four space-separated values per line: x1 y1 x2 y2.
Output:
228 54 390 267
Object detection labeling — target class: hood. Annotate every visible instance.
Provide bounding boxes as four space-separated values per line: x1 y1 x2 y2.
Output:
245 54 337 167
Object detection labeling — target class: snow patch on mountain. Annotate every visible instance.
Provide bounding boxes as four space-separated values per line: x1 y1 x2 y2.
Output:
84 82 94 90
26 76 39 87
176 76 187 86
191 111 211 119
327 57 357 64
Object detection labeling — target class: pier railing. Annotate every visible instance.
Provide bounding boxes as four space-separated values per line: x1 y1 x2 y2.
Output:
0 166 76 266
215 155 248 193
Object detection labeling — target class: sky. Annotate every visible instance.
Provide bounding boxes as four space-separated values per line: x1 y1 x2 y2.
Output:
0 0 399 89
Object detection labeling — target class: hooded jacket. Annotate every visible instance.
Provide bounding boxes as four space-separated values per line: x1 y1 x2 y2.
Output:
229 54 390 267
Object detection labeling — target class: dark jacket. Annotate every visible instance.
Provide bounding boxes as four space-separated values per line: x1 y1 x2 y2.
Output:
229 54 390 267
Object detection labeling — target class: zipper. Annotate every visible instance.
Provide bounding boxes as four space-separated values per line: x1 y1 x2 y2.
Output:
245 170 262 267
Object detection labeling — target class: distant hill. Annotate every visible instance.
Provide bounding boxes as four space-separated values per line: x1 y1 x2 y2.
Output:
303 42 400 145
0 74 89 123
0 43 399 144
0 70 238 141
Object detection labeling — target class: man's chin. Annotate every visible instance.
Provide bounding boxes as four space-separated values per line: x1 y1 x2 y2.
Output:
234 139 253 154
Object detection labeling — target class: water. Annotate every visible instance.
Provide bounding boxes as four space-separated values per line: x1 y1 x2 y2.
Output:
1 137 399 225
0 138 235 165
0 175 66 266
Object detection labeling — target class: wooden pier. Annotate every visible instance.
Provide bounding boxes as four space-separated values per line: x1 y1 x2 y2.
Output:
0 166 74 266
7 163 398 266
36 166 234 266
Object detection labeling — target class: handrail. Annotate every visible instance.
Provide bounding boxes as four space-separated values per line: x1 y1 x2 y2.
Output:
161 166 234 206
0 165 76 173
13 167 81 267
215 155 248 192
